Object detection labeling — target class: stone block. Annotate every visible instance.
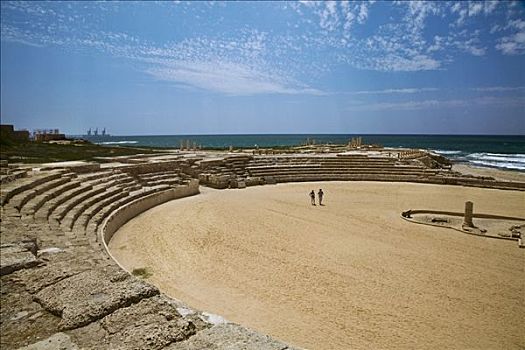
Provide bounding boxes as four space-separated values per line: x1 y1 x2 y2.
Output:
97 296 200 349
0 242 40 276
15 332 79 350
34 269 159 330
264 176 277 185
166 323 300 350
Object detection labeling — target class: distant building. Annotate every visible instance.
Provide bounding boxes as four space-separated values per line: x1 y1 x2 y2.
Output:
0 124 30 142
33 128 66 142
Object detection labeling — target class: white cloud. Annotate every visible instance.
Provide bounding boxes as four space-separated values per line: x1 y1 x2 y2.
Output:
347 95 525 112
346 99 462 112
145 60 323 95
318 1 339 31
472 86 525 92
496 19 525 55
349 88 439 95
468 2 484 17
484 1 499 14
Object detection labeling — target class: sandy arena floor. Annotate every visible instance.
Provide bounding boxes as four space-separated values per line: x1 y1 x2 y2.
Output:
109 182 525 350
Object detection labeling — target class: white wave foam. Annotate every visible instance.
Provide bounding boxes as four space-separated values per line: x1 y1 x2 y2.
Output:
467 153 525 163
432 149 462 155
469 160 525 171
97 141 138 145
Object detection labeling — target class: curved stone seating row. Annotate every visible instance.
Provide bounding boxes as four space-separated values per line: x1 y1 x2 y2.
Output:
136 171 184 187
247 166 437 177
8 176 75 212
84 185 173 242
0 171 67 206
61 186 131 232
2 153 523 348
0 167 29 185
34 183 91 221
21 180 81 218
71 190 130 235
2 167 292 349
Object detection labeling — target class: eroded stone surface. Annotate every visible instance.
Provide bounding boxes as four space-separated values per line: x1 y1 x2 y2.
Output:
15 332 78 350
34 269 159 330
1 273 61 350
16 251 93 294
166 323 299 350
1 164 303 349
0 243 40 276
69 295 204 349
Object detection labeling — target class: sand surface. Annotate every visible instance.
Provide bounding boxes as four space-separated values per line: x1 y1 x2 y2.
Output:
109 182 525 350
453 163 525 182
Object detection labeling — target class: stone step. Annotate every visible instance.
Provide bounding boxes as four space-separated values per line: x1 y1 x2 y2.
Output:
51 186 106 222
85 185 171 237
1 171 64 206
21 180 81 217
7 177 73 212
35 184 92 221
72 191 130 235
61 187 128 232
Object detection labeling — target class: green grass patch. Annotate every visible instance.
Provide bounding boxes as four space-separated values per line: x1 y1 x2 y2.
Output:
0 141 161 163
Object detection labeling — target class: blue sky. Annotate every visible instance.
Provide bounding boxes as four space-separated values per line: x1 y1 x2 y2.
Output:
1 1 524 135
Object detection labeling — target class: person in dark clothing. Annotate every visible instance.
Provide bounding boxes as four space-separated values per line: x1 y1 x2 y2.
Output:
318 189 324 205
309 190 316 205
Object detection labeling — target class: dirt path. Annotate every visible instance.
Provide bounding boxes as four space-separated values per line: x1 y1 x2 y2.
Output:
109 182 525 350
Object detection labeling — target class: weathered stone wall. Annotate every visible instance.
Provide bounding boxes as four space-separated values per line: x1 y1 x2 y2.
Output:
121 160 186 176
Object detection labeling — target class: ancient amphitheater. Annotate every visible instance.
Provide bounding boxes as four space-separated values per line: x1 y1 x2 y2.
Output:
1 148 524 349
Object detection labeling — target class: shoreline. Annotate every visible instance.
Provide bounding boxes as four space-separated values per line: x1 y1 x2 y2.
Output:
452 163 525 182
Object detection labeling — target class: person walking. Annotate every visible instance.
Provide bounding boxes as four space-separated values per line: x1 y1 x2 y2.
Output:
309 190 316 205
318 189 324 206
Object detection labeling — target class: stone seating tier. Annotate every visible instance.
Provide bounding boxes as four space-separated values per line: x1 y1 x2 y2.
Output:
50 186 107 224
34 184 93 221
7 177 74 212
72 190 131 235
0 169 29 185
21 180 82 217
0 171 66 206
247 168 438 178
137 172 180 181
83 172 129 187
84 185 173 241
3 154 524 349
76 170 115 182
61 186 133 232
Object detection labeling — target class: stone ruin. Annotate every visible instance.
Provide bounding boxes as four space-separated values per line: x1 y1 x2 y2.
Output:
401 201 524 248
2 149 525 348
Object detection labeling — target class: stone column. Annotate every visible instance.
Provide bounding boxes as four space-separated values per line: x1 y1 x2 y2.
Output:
463 201 474 227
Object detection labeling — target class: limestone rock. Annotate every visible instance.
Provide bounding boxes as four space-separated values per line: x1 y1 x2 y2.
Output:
0 273 61 350
166 323 299 350
0 243 40 276
16 251 94 294
99 295 198 349
34 270 159 330
15 332 79 350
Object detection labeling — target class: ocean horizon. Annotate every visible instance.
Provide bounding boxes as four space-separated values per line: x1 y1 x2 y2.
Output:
76 134 525 172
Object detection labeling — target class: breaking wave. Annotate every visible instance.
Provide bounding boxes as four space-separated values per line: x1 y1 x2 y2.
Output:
432 149 462 155
466 153 525 171
97 141 138 145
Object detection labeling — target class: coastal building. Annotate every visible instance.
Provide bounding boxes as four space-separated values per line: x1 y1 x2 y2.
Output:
0 124 30 142
33 128 66 142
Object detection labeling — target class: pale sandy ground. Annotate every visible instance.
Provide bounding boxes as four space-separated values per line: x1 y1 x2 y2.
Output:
109 181 525 350
453 163 525 182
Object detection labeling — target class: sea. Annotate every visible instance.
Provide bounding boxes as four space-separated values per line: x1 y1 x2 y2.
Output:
78 134 525 172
